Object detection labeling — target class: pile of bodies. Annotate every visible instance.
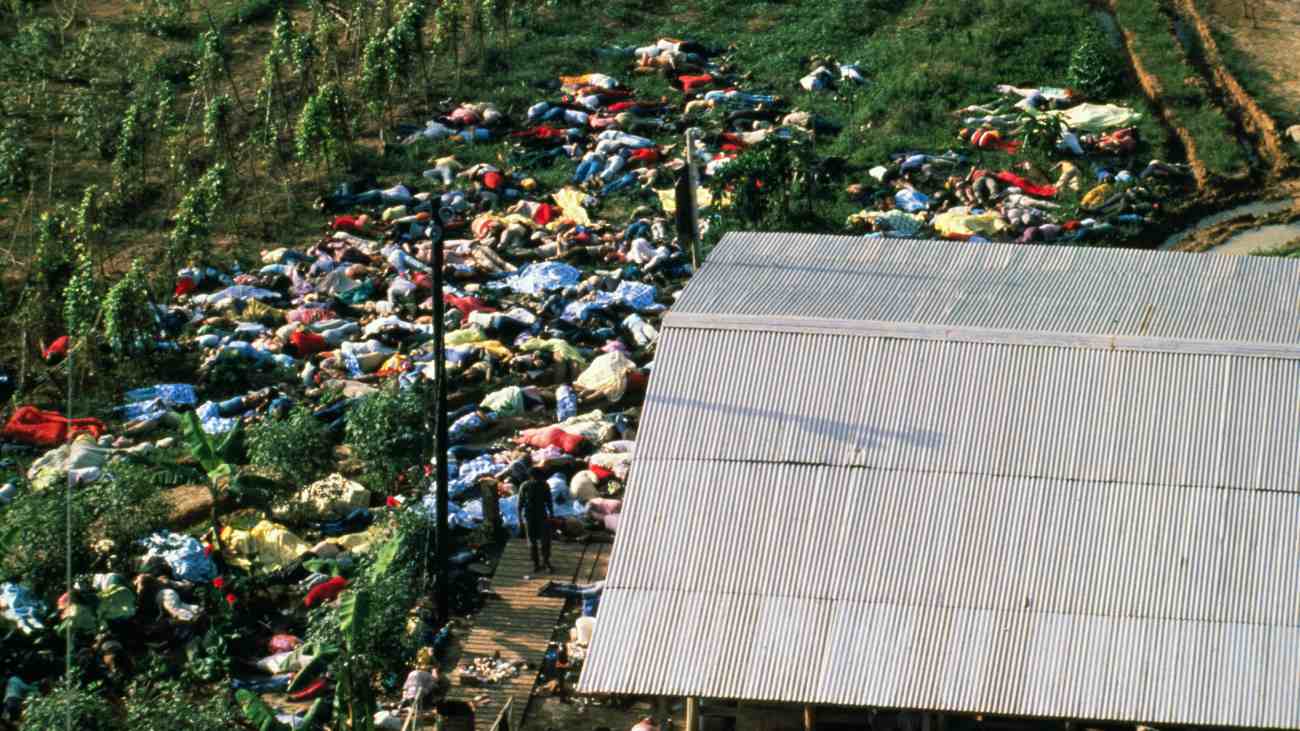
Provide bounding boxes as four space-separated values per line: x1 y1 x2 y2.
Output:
846 85 1192 242
0 38 1192 727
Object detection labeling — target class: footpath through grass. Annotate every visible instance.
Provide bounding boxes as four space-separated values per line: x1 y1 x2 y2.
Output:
1111 0 1250 180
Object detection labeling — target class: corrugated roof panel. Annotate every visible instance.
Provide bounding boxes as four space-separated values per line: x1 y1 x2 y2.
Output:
582 233 1300 728
638 328 1298 493
584 594 1300 728
674 234 1300 344
603 459 1300 626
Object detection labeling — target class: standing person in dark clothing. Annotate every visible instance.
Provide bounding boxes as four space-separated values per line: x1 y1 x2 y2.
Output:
518 470 555 573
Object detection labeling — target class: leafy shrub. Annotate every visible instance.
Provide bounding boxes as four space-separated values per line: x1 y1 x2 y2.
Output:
102 259 157 357
0 487 97 596
1066 26 1121 100
248 405 333 486
0 120 30 192
344 384 426 488
89 462 174 555
125 670 239 731
21 676 120 731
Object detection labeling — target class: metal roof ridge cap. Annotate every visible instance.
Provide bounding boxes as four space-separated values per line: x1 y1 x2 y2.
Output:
661 311 1300 360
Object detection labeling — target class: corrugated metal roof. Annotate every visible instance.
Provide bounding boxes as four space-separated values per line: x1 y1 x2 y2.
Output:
579 235 1300 728
674 233 1300 345
635 327 1300 493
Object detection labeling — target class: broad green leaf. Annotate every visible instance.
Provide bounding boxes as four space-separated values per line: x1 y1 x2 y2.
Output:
180 411 233 482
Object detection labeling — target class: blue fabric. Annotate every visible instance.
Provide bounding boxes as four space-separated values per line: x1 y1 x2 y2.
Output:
138 531 217 583
449 455 498 499
613 280 656 310
125 384 197 408
0 583 46 635
556 385 577 421
195 401 240 435
500 262 581 296
561 291 617 322
894 188 930 213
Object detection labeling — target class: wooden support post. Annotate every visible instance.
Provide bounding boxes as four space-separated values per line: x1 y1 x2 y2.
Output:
804 705 816 731
656 696 669 728
685 697 700 731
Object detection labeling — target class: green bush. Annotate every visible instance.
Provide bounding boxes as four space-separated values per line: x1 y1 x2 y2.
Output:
344 384 426 489
1066 26 1121 99
89 462 174 554
125 673 240 731
21 676 120 731
248 405 333 486
0 120 30 192
0 487 97 597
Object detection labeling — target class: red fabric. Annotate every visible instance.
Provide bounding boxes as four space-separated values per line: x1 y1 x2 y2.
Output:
332 215 366 232
515 427 586 454
719 143 743 153
720 132 748 148
1063 219 1081 231
605 101 636 113
970 129 1021 154
482 171 504 191
510 126 568 145
290 330 329 357
993 172 1057 198
2 406 106 447
268 634 301 653
42 336 69 361
677 74 714 92
411 272 434 291
588 464 613 481
304 577 348 608
444 294 496 325
627 148 660 167
531 203 559 226
290 677 329 701
174 277 197 298
626 370 649 393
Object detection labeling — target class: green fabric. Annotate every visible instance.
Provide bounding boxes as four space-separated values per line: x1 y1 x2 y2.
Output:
335 281 375 305
480 386 526 416
518 337 588 367
97 585 136 623
446 326 487 345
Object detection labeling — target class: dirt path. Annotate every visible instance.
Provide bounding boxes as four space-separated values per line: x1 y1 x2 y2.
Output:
1201 0 1300 114
1171 0 1291 177
1102 0 1212 192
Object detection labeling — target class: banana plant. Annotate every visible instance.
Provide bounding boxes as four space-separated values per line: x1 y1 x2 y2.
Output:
334 588 375 731
179 411 279 545
237 689 329 731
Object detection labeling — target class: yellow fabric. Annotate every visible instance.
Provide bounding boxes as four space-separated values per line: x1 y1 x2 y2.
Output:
379 353 409 373
575 352 638 402
656 186 715 214
334 522 391 554
932 208 1008 238
220 520 312 571
1081 183 1114 209
552 188 593 226
446 326 487 345
518 338 589 367
471 340 514 361
242 299 286 325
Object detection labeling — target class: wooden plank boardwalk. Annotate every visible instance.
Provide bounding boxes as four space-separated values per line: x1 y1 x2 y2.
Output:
450 536 611 730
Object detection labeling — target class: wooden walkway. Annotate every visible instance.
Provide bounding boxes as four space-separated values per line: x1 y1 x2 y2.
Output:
450 536 612 731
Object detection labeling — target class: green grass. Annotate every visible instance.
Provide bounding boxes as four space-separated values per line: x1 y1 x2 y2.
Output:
0 0 1181 356
1112 0 1250 179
